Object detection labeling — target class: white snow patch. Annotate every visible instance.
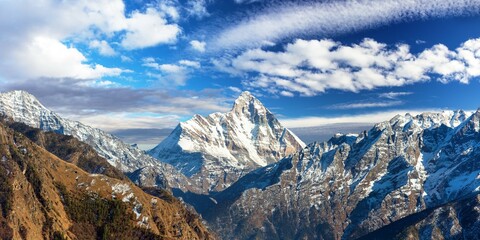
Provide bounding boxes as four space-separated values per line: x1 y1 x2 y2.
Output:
111 183 131 195
123 192 135 202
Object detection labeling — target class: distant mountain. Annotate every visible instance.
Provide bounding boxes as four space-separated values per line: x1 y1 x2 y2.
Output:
291 123 373 144
199 110 480 239
148 91 305 192
0 120 211 239
0 90 194 191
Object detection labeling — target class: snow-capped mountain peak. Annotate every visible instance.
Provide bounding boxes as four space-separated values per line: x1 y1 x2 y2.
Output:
148 91 305 192
231 91 269 119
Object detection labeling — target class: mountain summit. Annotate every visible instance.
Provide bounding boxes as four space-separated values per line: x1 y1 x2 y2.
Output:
148 91 305 192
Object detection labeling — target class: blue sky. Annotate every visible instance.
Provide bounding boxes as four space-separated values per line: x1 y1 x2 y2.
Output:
1 0 480 146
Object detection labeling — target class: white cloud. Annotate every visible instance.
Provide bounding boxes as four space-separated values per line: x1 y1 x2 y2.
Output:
0 0 182 82
159 1 180 21
228 86 242 93
190 40 207 52
379 91 413 99
142 58 200 86
120 55 133 62
179 60 201 68
281 109 443 128
186 0 210 19
223 38 480 96
9 36 124 80
212 0 480 50
121 8 181 49
330 101 403 110
280 91 294 97
72 112 182 131
89 40 116 56
234 0 263 4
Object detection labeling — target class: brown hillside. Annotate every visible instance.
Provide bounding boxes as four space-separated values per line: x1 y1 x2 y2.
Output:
4 120 126 181
0 123 212 240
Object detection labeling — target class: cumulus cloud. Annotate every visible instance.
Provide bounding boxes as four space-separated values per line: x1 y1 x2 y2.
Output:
0 0 181 82
89 40 117 56
121 8 181 49
212 0 480 50
143 58 200 86
190 40 207 52
222 38 480 96
8 36 124 80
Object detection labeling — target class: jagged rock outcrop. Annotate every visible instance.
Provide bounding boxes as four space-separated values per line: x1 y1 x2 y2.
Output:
148 91 305 192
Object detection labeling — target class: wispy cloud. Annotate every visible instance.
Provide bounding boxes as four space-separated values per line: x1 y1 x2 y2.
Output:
221 37 480 96
0 79 230 131
143 58 201 86
330 101 403 110
281 109 444 128
379 91 413 99
185 0 210 19
234 0 264 4
212 0 480 50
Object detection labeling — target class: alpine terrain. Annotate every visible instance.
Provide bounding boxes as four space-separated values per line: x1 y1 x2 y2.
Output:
0 118 211 239
148 91 305 192
197 110 480 239
0 90 195 192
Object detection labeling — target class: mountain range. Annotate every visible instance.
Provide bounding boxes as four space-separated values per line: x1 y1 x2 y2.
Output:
200 109 480 239
1 90 480 239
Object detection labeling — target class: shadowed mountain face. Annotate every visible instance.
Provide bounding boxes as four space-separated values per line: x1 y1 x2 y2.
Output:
4 119 126 181
148 91 305 192
197 110 480 239
0 121 212 240
358 193 480 240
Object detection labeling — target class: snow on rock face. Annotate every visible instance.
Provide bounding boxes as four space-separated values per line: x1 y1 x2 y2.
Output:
148 91 305 192
0 90 193 192
204 109 480 240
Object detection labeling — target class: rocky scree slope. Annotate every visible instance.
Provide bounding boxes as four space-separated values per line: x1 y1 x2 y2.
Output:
0 121 212 240
201 110 480 240
148 91 305 192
